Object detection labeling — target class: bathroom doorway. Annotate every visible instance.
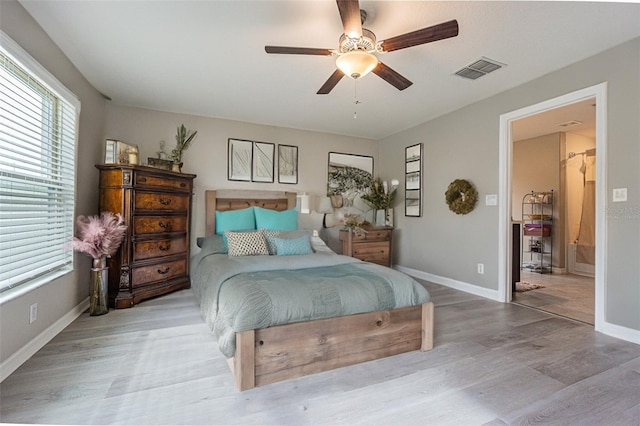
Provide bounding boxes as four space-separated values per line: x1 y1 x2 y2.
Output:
511 99 596 324
498 83 606 329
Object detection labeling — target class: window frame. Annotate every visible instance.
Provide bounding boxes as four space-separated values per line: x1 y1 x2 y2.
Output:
0 31 80 299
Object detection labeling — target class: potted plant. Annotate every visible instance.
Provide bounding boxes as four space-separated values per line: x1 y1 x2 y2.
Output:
67 212 127 315
170 124 197 172
361 178 399 226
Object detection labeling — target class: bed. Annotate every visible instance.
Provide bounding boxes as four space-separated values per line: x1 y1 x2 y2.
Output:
191 189 434 391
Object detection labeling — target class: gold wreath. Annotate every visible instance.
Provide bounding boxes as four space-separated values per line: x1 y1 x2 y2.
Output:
445 179 478 215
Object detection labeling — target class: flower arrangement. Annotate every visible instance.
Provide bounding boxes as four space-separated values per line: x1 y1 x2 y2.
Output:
343 213 368 236
361 178 399 210
67 212 127 259
170 124 198 165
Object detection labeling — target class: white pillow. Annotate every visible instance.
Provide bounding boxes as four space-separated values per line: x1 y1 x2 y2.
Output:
225 229 269 257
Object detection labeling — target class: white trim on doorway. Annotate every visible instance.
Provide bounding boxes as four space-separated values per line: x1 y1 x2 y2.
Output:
498 83 607 331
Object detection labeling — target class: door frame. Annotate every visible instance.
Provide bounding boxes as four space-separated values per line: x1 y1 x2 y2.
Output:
497 82 607 331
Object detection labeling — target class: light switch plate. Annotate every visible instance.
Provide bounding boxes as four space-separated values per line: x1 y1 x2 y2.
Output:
485 194 497 206
613 188 627 202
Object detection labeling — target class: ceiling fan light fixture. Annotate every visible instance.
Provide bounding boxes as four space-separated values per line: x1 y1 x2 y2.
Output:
336 50 379 79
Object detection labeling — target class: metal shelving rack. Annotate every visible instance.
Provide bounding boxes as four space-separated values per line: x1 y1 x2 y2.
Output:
521 190 553 274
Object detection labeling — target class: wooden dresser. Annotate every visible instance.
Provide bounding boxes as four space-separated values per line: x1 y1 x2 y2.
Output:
339 226 393 267
96 164 196 308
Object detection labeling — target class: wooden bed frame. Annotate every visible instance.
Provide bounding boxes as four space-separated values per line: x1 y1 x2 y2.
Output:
205 189 434 391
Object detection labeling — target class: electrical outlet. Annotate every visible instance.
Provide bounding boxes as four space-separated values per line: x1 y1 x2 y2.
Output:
477 263 484 274
29 303 37 324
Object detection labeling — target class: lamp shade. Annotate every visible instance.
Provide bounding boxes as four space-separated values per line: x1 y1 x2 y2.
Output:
296 193 311 214
336 50 379 79
315 197 334 214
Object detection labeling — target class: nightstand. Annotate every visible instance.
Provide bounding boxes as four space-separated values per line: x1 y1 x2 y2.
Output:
339 226 393 267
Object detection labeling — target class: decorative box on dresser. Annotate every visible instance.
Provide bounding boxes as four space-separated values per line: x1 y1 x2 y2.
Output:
339 226 393 267
96 164 196 308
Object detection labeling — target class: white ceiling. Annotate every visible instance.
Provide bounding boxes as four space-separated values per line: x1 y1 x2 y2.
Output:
19 1 640 140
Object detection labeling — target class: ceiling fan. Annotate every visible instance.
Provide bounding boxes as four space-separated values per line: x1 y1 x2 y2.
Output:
265 0 459 94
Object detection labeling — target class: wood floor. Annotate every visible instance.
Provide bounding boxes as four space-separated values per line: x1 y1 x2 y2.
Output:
2 280 639 425
513 270 595 325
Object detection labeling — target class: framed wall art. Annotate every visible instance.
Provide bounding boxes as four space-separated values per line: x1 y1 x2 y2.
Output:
405 143 422 217
278 144 298 184
327 152 374 202
252 141 275 183
228 138 253 181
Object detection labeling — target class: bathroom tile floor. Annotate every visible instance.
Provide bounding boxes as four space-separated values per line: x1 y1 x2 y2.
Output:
513 270 595 325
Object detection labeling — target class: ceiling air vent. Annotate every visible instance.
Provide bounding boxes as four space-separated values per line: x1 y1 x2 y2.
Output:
558 120 583 127
455 57 505 80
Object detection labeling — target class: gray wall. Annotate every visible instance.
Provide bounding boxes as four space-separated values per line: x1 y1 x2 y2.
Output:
103 105 378 246
379 37 640 333
0 1 106 368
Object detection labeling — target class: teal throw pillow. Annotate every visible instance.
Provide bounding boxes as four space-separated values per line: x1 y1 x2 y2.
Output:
273 235 312 256
263 230 308 255
254 207 298 231
215 207 256 234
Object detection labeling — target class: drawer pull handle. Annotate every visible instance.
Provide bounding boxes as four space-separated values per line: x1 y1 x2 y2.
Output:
180 182 186 188
158 221 172 230
159 244 171 251
159 197 172 206
157 267 170 275
139 177 147 183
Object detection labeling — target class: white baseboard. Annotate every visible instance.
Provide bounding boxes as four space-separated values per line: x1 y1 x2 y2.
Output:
597 320 640 345
0 297 89 383
395 265 640 346
394 265 502 302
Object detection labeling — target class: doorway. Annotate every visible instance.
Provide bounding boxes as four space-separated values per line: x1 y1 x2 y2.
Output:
510 99 596 324
497 83 606 330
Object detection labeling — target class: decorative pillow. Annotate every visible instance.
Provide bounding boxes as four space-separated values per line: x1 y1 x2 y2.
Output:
225 229 269 257
254 207 298 231
263 230 309 254
215 207 256 235
196 234 228 254
273 235 313 256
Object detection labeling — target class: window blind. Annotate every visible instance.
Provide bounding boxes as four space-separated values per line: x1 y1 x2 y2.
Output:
0 35 78 293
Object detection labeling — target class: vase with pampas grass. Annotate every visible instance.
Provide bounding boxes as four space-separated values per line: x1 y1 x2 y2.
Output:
67 212 127 315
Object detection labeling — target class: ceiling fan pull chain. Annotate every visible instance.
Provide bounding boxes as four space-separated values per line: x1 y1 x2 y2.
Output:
353 80 361 119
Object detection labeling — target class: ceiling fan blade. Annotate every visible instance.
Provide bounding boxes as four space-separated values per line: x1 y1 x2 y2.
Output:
317 69 345 94
372 62 413 91
379 20 459 52
265 46 333 56
336 0 362 38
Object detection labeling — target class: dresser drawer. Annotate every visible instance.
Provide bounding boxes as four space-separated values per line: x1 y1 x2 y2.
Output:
135 172 192 192
133 237 187 261
352 229 392 242
134 191 189 211
132 259 186 287
352 242 389 260
134 216 187 234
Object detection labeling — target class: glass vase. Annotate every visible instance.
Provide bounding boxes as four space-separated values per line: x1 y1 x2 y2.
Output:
90 257 109 316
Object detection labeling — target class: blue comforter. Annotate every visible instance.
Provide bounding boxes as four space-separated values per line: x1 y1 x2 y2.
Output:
191 246 430 358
